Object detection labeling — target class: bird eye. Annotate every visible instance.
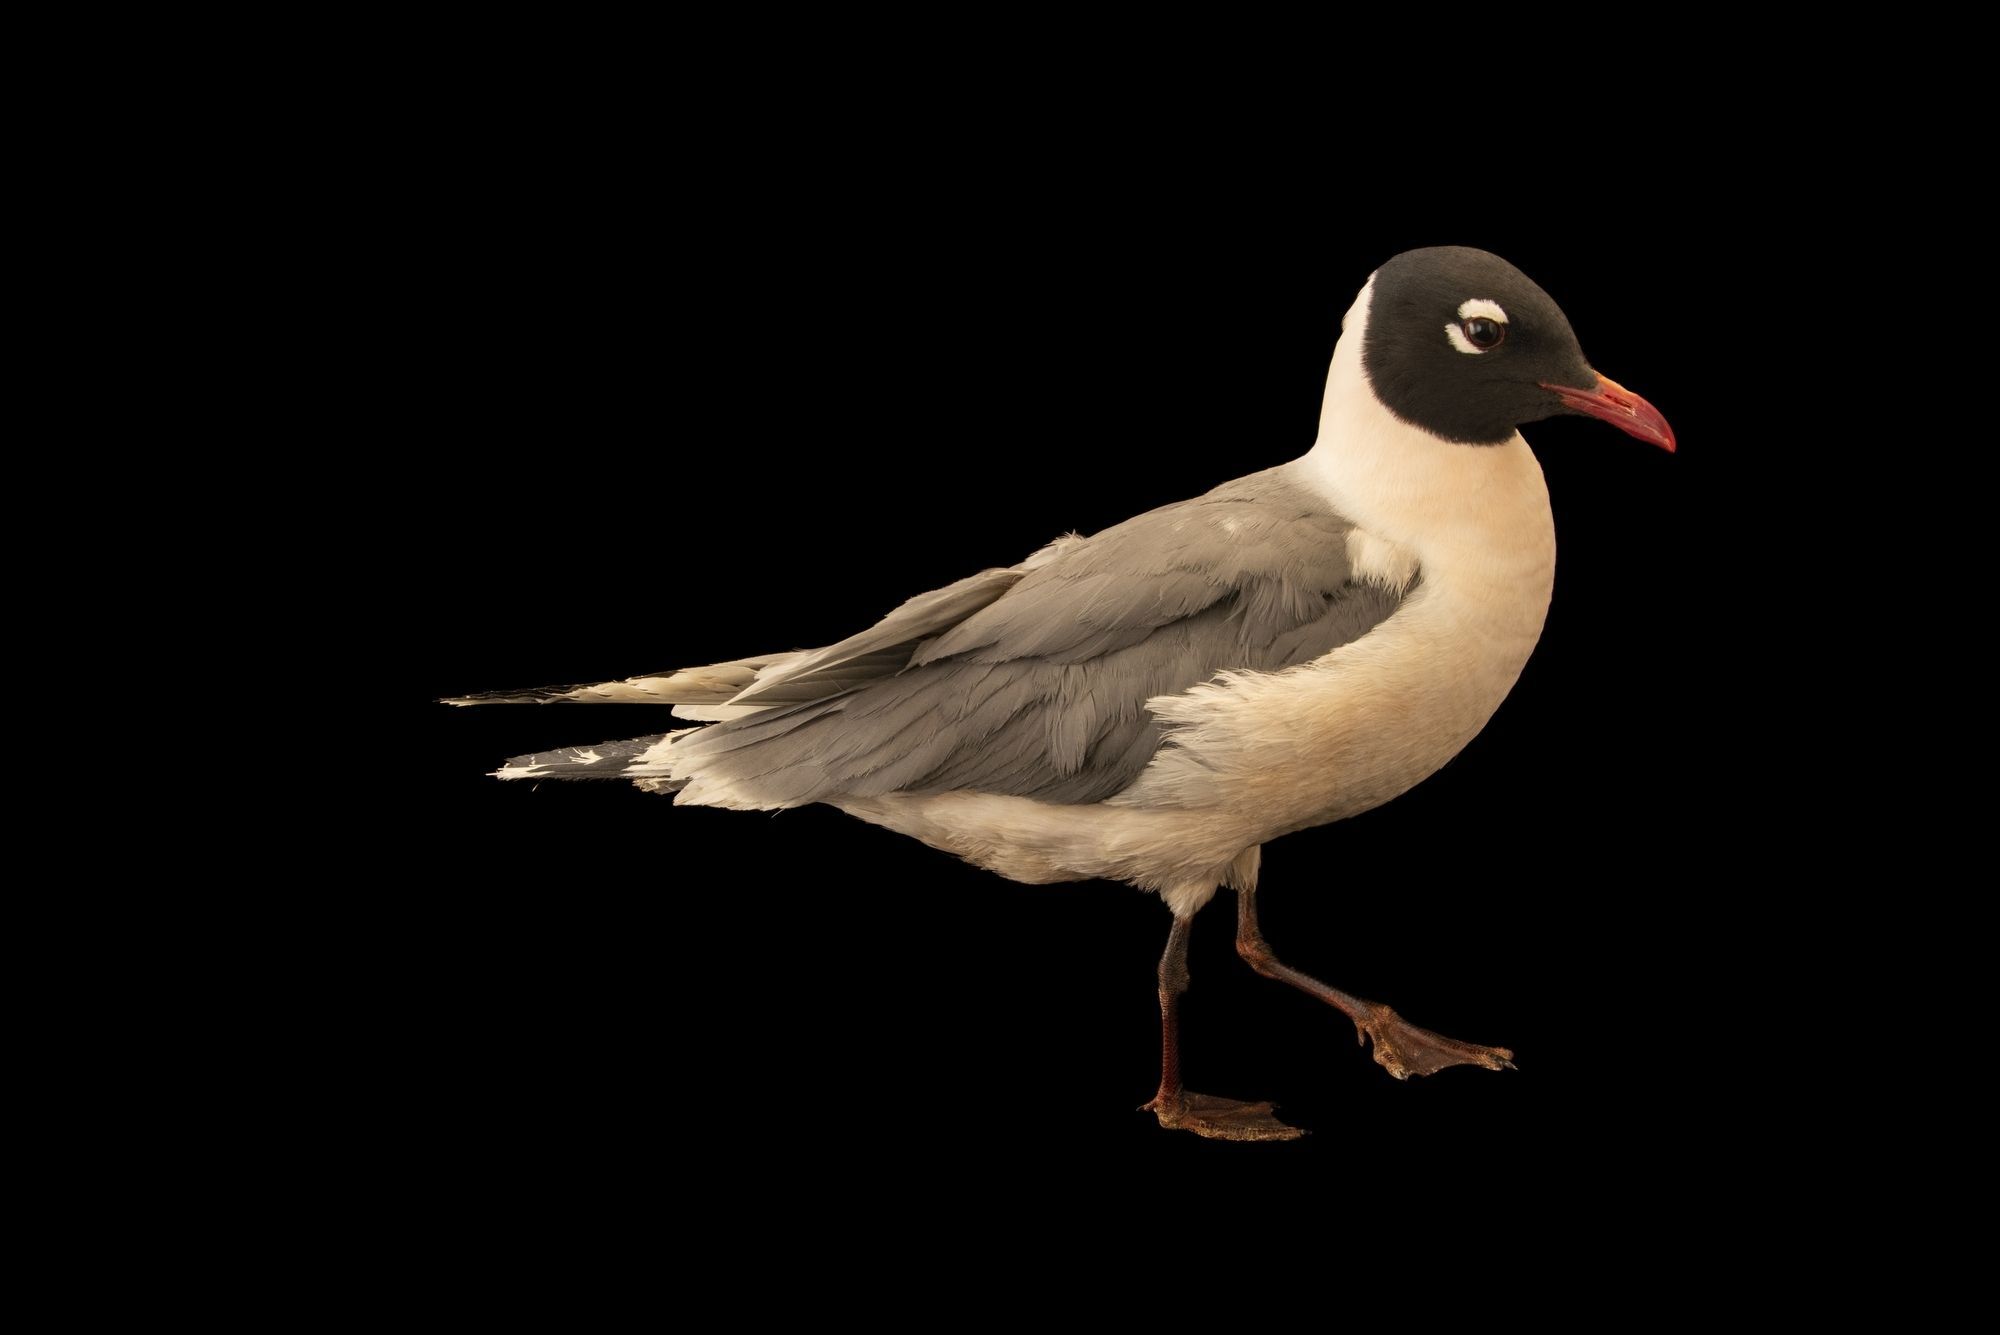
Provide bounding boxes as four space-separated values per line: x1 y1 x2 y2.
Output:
1446 299 1510 355
1462 317 1504 350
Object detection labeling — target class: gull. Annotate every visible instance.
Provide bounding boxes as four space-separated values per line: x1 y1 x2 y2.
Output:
445 246 1675 1141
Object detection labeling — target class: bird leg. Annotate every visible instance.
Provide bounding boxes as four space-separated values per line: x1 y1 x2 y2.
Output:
1235 887 1516 1080
1143 911 1305 1142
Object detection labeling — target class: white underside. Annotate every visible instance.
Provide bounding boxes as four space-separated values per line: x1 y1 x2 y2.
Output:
689 277 1558 919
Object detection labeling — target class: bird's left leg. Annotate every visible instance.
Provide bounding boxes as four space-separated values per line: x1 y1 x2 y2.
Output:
1143 910 1304 1142
1235 887 1516 1080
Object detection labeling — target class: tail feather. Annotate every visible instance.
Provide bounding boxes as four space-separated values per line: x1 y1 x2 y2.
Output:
493 732 687 784
456 559 1042 792
441 654 797 708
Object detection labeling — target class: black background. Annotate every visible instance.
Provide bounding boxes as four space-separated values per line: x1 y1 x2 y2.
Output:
403 115 1762 1199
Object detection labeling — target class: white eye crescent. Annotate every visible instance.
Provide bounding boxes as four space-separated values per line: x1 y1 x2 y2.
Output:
1445 298 1508 354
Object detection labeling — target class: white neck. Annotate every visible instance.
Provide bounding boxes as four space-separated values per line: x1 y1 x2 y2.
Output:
1290 275 1555 592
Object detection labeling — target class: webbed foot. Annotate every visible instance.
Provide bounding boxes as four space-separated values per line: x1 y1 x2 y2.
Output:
1145 1090 1306 1142
1354 1004 1516 1080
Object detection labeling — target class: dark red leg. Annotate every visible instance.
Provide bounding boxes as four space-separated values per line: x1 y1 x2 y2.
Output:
1143 911 1304 1142
1235 887 1516 1080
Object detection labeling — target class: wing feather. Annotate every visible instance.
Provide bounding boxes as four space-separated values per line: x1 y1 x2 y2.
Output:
668 466 1412 807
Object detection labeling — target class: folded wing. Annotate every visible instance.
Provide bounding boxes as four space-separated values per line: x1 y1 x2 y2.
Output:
666 468 1411 808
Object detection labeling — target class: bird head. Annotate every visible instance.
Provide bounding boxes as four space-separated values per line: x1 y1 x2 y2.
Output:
1357 246 1675 453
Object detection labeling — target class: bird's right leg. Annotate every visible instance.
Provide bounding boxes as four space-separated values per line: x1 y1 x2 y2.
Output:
1143 910 1305 1142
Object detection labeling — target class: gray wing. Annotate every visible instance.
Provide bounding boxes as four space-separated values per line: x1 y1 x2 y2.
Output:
668 467 1411 807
